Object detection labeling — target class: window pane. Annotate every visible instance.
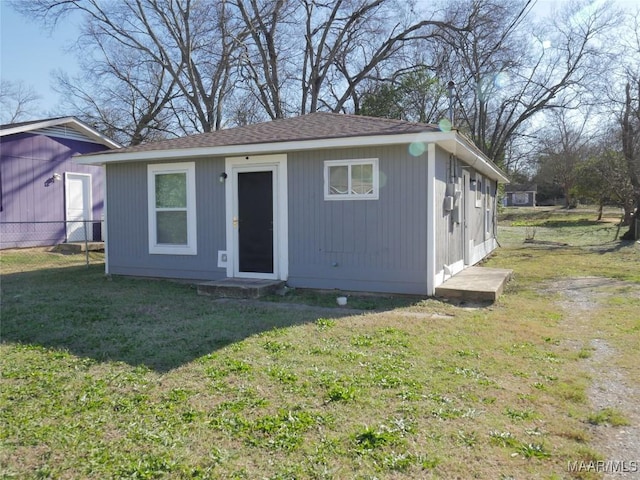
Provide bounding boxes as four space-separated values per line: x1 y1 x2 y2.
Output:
329 166 348 195
157 211 188 244
514 192 527 204
351 164 373 194
156 173 187 208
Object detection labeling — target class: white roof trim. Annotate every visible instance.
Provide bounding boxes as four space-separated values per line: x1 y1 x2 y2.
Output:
453 137 510 183
76 130 508 182
0 117 121 149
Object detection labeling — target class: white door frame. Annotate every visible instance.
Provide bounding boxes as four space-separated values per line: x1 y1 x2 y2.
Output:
224 154 288 280
65 172 92 242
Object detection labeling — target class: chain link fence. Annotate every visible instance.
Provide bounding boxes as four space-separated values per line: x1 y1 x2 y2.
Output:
0 221 105 273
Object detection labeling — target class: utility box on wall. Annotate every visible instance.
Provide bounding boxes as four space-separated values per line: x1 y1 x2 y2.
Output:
444 196 454 211
446 180 463 224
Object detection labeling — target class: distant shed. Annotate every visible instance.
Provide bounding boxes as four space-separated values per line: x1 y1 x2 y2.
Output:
504 184 537 207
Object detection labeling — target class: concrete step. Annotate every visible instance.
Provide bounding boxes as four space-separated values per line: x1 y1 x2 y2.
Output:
435 266 513 303
197 278 285 299
53 242 105 254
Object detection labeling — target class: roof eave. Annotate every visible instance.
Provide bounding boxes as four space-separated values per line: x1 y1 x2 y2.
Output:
439 133 509 184
75 131 445 164
76 130 509 182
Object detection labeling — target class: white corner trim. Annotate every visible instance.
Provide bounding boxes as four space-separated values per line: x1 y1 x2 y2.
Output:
426 143 436 296
103 167 109 275
279 158 289 280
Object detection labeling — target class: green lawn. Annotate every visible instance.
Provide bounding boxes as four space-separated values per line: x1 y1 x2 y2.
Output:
1 208 638 479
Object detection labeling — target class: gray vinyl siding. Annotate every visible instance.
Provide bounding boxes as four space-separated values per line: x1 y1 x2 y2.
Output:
104 142 500 291
106 158 226 280
433 149 464 273
434 152 448 272
287 145 429 295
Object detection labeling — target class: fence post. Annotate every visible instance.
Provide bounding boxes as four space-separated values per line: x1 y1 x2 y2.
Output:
83 221 89 268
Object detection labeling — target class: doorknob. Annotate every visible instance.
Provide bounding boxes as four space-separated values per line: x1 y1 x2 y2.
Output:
233 216 238 228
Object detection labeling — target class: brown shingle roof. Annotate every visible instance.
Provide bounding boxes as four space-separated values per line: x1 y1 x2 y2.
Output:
102 112 441 155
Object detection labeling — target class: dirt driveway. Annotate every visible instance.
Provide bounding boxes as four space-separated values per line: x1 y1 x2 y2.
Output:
548 277 640 479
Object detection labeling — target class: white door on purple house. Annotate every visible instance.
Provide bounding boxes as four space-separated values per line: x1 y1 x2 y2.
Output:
65 173 92 242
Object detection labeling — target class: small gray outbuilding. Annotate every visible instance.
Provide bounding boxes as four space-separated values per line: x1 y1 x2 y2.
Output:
77 113 509 296
504 184 537 207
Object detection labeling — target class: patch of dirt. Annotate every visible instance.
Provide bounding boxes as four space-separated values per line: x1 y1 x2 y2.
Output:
524 239 569 246
547 277 640 479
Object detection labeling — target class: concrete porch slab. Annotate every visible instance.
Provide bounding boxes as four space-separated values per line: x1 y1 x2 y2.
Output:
435 266 513 303
197 278 285 299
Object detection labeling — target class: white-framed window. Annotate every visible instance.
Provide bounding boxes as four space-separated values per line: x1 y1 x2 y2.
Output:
324 158 379 200
147 162 197 255
475 173 483 208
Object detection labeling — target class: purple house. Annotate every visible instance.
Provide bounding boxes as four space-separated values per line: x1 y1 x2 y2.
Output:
0 117 120 249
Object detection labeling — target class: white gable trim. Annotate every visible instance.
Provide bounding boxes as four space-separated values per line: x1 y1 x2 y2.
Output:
0 117 121 149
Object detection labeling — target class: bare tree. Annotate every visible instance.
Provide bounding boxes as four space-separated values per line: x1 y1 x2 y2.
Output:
53 40 179 145
232 0 469 117
620 80 640 237
233 0 293 119
619 8 640 239
300 0 401 114
11 0 620 161
535 110 593 208
573 136 634 223
323 1 468 114
10 0 470 136
0 80 42 124
434 0 616 167
14 0 246 137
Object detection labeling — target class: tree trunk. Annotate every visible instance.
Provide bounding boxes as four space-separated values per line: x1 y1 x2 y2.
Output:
596 202 603 221
621 82 640 240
